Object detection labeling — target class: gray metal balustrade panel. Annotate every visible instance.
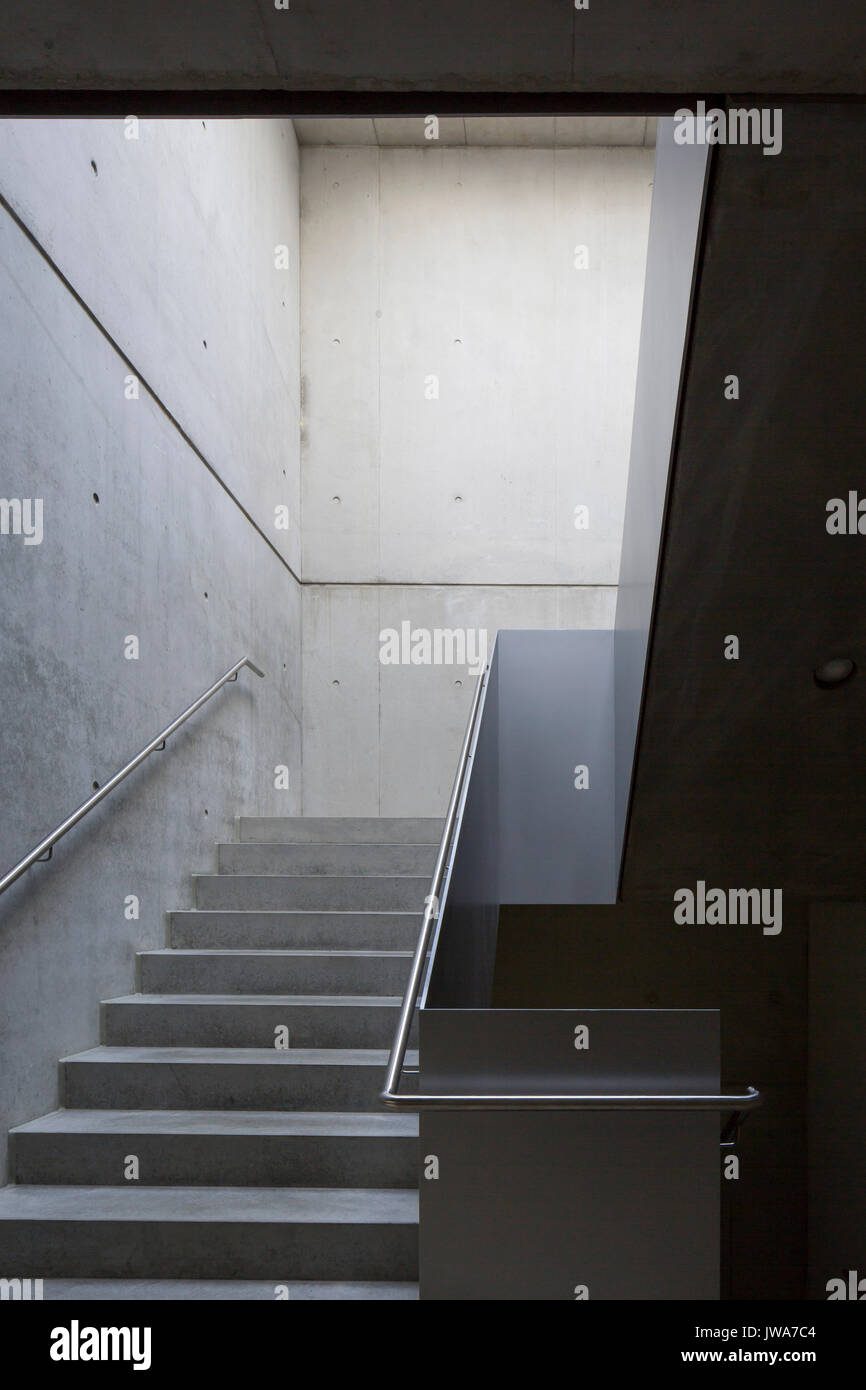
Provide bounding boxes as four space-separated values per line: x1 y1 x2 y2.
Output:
420 1007 719 1094
423 646 501 1010
419 1008 720 1299
419 1109 719 1300
425 629 617 1009
498 629 615 905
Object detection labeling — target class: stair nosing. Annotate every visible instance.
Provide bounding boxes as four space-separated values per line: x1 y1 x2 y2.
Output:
169 910 420 917
139 949 414 958
0 1184 419 1223
103 993 404 1006
62 1045 418 1065
11 1107 419 1136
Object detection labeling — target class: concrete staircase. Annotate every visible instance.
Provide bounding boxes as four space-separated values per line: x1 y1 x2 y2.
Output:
0 817 439 1300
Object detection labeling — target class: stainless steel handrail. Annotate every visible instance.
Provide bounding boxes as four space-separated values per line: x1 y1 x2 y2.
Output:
384 1088 762 1112
0 656 264 898
381 661 489 1107
381 659 762 1117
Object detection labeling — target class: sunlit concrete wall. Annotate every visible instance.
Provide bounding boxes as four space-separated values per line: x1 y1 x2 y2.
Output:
0 118 302 1179
299 142 653 812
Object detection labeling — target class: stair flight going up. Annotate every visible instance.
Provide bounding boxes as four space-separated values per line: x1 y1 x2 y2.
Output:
0 817 440 1300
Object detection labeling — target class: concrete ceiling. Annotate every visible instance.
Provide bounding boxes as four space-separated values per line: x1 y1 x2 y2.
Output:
293 116 657 148
621 102 866 901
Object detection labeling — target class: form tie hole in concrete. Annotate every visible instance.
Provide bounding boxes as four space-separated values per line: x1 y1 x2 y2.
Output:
90 160 98 176
92 781 99 792
332 496 341 504
455 679 463 688
454 495 463 503
332 679 340 687
202 340 207 350
92 493 99 504
203 592 208 599
204 809 208 816
814 657 856 688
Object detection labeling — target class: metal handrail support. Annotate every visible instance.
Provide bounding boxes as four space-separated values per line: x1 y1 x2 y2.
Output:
0 656 264 898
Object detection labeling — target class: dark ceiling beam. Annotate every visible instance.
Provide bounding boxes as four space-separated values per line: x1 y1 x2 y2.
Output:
0 91 712 118
0 1 865 97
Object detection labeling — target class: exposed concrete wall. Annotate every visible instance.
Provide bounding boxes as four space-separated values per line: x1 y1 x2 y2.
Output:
0 118 301 574
300 143 650 812
302 586 614 816
808 903 866 1299
0 119 301 1181
301 145 651 586
620 103 866 901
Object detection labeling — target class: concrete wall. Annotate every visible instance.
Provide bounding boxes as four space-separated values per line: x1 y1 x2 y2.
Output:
300 143 651 813
619 103 866 902
808 903 866 1299
302 586 615 816
0 119 302 1181
0 118 301 572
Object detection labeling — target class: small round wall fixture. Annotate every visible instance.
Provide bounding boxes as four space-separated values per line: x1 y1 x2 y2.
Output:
813 656 856 688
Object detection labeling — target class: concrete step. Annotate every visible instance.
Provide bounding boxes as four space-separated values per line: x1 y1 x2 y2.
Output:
217 842 437 876
169 910 421 951
102 994 415 1048
10 1110 418 1188
238 817 441 845
194 875 428 912
138 949 413 996
40 1278 419 1300
0 1184 418 1280
61 1047 417 1112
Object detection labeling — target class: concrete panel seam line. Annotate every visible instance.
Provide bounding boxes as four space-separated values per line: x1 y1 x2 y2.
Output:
0 186 301 586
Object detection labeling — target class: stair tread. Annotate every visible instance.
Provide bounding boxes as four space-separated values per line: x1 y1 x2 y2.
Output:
171 910 419 917
193 874 429 880
63 1046 417 1066
105 994 404 1007
140 949 414 959
12 1108 418 1137
7 818 426 1279
40 1279 419 1300
0 1185 419 1223
237 816 441 845
221 842 436 849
